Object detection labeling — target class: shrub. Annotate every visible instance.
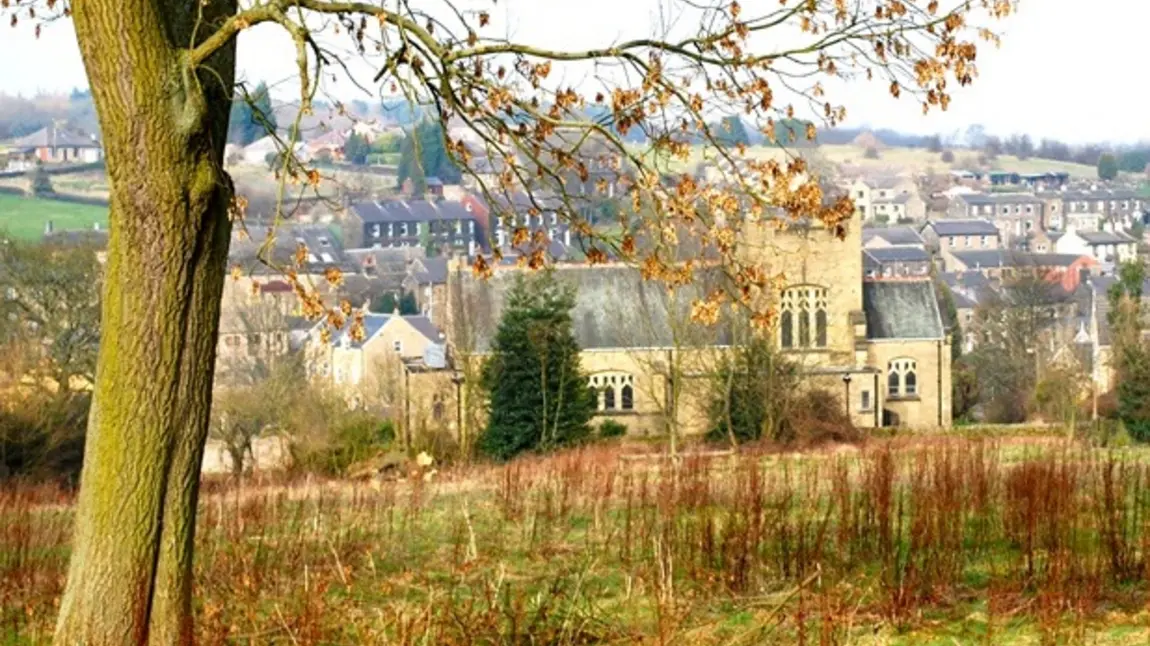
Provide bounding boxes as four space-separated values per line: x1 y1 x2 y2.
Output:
598 419 628 438
785 388 861 447
0 393 89 483
940 150 955 163
863 146 880 159
27 163 53 196
706 337 800 445
293 415 397 476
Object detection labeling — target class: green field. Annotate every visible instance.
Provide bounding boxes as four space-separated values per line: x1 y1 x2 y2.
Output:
0 193 108 241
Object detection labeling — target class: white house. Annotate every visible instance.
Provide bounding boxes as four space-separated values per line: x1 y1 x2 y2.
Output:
240 135 309 166
849 176 919 221
3 124 103 170
1054 227 1138 265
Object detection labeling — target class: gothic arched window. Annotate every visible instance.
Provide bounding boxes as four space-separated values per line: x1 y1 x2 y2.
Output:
887 359 919 398
780 286 829 349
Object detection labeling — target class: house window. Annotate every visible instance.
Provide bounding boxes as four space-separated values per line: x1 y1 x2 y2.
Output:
860 390 872 411
393 340 403 354
980 235 988 248
371 224 381 238
621 385 634 410
887 359 918 398
780 286 828 349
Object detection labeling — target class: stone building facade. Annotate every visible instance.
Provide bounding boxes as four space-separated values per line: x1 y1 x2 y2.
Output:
445 206 952 436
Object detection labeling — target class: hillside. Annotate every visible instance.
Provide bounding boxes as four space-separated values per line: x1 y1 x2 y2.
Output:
641 143 1102 179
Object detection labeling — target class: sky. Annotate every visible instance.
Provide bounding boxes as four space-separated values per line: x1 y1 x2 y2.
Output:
0 0 1145 144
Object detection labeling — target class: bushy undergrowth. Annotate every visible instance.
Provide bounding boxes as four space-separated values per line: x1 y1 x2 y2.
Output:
10 437 1150 643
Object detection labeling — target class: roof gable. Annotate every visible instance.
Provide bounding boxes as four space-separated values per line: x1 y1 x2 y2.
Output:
863 281 944 340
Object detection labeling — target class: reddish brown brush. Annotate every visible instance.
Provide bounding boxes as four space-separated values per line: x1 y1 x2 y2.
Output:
7 437 1150 643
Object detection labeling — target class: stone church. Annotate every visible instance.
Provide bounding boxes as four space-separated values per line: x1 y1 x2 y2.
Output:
441 207 952 437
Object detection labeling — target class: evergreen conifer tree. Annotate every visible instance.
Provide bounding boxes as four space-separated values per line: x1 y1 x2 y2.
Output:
480 272 595 460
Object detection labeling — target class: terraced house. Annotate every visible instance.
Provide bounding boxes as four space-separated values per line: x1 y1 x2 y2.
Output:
1039 189 1147 233
920 219 1002 253
344 198 480 255
947 193 1044 246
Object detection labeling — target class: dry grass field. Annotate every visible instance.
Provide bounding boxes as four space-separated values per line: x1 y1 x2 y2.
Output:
8 434 1150 644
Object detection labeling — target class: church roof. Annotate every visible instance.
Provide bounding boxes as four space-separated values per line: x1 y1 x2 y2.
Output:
863 280 945 340
452 265 732 352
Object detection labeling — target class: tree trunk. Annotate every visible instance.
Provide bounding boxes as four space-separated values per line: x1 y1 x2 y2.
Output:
55 1 237 644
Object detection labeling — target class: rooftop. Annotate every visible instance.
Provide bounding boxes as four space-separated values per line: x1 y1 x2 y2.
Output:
862 226 926 247
350 199 477 224
229 224 354 275
8 124 101 150
863 246 931 264
955 193 1043 206
862 280 945 340
451 265 733 352
1078 230 1137 245
924 219 1001 237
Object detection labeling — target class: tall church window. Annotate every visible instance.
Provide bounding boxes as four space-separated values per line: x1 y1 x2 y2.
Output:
621 385 634 410
780 310 794 348
887 359 918 398
779 286 829 349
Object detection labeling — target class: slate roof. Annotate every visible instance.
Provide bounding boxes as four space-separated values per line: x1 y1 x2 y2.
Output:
862 281 945 340
864 246 931 264
955 193 1043 206
951 250 1090 271
862 226 925 246
924 219 1000 237
1078 230 1136 245
861 176 903 190
350 199 477 223
950 290 978 310
404 315 443 343
1025 253 1090 267
1043 189 1144 202
229 224 355 275
949 250 1009 269
410 256 449 284
451 265 733 352
333 313 392 349
10 125 100 150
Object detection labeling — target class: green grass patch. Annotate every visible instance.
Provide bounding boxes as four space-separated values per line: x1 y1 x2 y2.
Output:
0 194 107 241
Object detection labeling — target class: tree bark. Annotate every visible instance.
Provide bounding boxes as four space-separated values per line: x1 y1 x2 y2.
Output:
55 1 237 644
